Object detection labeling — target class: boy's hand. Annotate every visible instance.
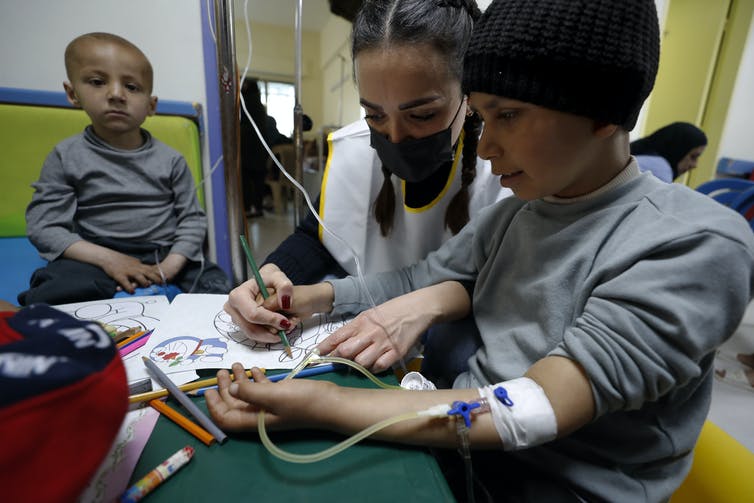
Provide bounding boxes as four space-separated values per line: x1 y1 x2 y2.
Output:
63 240 163 293
206 364 333 431
317 299 425 373
317 281 472 372
100 252 164 293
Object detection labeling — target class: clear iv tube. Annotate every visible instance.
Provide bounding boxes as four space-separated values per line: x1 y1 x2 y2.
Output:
257 353 424 463
258 409 421 463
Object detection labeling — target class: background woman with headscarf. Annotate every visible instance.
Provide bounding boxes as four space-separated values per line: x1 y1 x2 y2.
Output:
631 122 708 182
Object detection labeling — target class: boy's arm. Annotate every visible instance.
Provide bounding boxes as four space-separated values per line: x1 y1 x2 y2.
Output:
206 356 594 449
167 157 207 263
63 241 163 293
26 150 83 261
157 253 188 282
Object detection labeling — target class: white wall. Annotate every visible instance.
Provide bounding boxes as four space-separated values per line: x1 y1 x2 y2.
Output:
319 14 359 128
0 0 206 103
718 10 754 162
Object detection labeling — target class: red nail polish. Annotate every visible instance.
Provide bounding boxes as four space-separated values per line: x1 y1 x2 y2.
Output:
282 295 291 310
281 319 291 329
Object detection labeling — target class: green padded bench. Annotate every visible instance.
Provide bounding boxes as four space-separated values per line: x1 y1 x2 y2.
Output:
0 87 204 303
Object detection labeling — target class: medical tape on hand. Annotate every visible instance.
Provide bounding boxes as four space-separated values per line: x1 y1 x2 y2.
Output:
479 377 557 451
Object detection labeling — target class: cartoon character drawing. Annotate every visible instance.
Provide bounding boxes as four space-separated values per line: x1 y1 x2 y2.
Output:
211 309 349 363
59 298 162 333
150 336 228 367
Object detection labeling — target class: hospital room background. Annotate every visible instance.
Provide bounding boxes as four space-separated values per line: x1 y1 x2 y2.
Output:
1 0 753 458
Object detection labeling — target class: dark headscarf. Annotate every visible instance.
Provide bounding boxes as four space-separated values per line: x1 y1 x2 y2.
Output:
630 122 708 178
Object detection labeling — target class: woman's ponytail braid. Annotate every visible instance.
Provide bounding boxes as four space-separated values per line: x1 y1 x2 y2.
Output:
373 164 397 237
444 111 480 234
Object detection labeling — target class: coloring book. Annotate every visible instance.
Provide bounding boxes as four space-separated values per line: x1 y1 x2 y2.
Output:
54 293 349 379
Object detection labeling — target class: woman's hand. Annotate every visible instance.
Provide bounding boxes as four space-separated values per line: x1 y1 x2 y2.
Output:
224 264 335 344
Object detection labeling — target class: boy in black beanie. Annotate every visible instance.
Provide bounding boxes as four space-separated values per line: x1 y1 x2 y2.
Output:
206 1 754 501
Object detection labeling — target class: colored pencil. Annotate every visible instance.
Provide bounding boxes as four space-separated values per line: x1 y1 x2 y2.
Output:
142 357 227 444
119 336 150 358
114 326 142 343
116 329 153 348
239 234 293 358
120 446 194 503
149 399 215 446
189 363 338 396
128 369 259 404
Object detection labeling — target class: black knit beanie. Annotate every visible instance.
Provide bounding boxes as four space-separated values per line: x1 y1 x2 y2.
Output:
463 0 660 130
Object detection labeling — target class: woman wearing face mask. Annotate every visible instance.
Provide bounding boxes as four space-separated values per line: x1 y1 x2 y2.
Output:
226 0 509 362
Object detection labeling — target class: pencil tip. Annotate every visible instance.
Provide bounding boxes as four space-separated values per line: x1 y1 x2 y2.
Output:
285 346 293 358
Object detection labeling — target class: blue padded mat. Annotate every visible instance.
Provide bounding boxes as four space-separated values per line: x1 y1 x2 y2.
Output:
0 237 45 304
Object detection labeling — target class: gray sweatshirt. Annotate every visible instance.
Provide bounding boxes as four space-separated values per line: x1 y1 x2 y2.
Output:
26 127 206 262
330 164 754 501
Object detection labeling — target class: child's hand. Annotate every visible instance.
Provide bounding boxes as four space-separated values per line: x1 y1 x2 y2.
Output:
317 304 420 373
205 364 332 431
317 282 470 373
100 252 164 293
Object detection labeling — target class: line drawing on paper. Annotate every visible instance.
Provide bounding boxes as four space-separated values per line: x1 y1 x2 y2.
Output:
149 308 350 368
55 297 166 332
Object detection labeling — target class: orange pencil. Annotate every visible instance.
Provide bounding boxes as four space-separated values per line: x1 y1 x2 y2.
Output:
149 399 215 446
114 326 142 343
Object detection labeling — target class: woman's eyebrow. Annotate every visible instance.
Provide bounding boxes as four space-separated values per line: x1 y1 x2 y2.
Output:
359 98 383 111
398 96 442 110
359 95 442 111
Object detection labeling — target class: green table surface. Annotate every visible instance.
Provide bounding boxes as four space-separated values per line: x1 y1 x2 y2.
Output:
129 369 456 502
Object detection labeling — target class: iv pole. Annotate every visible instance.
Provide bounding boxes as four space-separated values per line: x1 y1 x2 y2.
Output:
292 0 306 226
214 0 247 285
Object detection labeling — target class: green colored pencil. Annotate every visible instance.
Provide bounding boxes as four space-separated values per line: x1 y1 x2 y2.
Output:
239 235 293 358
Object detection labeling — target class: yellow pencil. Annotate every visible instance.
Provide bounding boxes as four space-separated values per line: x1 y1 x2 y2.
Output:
149 399 215 446
129 369 261 404
116 330 148 348
114 326 142 343
239 234 293 358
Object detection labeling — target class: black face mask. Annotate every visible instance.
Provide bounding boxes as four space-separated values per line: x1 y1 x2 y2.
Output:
368 99 464 183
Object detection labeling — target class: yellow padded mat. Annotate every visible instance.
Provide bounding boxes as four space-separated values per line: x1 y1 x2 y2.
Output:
0 103 203 237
